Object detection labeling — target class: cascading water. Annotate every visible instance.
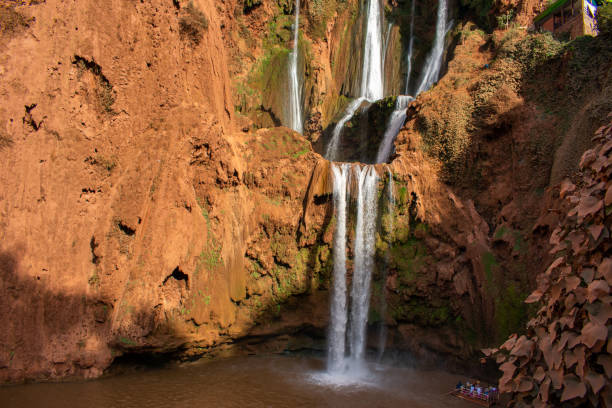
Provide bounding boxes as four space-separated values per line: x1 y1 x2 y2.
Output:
328 163 350 373
287 0 303 133
375 95 414 163
324 0 450 381
360 0 384 101
404 0 416 95
324 0 384 161
376 0 448 164
348 166 379 364
327 164 379 374
325 97 366 161
376 169 394 361
415 0 448 96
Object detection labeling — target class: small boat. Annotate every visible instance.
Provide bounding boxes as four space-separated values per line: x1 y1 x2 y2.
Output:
450 381 499 407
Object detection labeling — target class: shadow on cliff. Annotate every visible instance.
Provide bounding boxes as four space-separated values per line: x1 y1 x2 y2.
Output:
0 246 197 382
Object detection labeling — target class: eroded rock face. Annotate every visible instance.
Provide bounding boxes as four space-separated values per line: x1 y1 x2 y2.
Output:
0 0 333 382
490 118 612 407
0 0 606 385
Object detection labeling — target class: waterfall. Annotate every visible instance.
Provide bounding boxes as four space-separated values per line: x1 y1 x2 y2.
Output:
405 0 416 95
375 95 413 163
325 0 384 160
374 0 447 164
288 0 303 133
328 163 350 373
415 0 447 96
327 164 379 374
382 22 393 73
325 97 366 161
360 0 384 101
376 169 394 360
348 165 379 364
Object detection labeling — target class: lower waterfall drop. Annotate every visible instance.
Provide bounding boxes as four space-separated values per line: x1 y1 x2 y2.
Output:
327 164 379 376
328 163 350 373
347 165 379 365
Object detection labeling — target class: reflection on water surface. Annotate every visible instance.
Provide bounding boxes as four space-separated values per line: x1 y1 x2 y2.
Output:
0 355 475 408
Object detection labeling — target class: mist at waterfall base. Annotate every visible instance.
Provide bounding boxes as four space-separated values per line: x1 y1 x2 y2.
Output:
318 0 451 387
0 355 475 408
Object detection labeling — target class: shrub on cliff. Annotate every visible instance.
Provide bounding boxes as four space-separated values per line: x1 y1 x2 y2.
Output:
243 0 262 14
597 3 612 36
179 1 209 46
459 0 495 28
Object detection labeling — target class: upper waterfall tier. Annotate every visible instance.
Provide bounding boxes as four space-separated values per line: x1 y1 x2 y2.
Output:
360 0 385 101
287 0 303 133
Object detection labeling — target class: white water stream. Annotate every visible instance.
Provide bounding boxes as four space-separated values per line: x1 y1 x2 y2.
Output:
361 0 385 101
325 0 384 161
288 0 303 133
377 0 448 164
326 0 450 380
415 0 448 96
375 95 413 163
348 165 379 364
328 163 350 373
328 164 379 374
405 0 416 94
325 97 366 161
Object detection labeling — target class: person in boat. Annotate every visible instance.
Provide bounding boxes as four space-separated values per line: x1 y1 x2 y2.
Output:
456 381 463 390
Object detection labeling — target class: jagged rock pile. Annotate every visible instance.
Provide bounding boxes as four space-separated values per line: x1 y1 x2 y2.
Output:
487 114 612 407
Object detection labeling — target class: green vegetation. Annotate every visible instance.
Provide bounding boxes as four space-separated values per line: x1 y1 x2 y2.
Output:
482 251 498 284
496 31 564 74
481 249 530 342
179 1 209 46
459 0 495 27
495 283 527 341
494 225 508 239
88 270 100 286
194 197 223 277
307 0 348 40
195 244 222 277
391 238 428 285
597 3 612 35
119 337 136 346
197 290 211 305
391 299 451 327
243 0 262 13
73 56 117 115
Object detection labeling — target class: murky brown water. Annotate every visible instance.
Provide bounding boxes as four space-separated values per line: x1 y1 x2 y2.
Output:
0 355 475 408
